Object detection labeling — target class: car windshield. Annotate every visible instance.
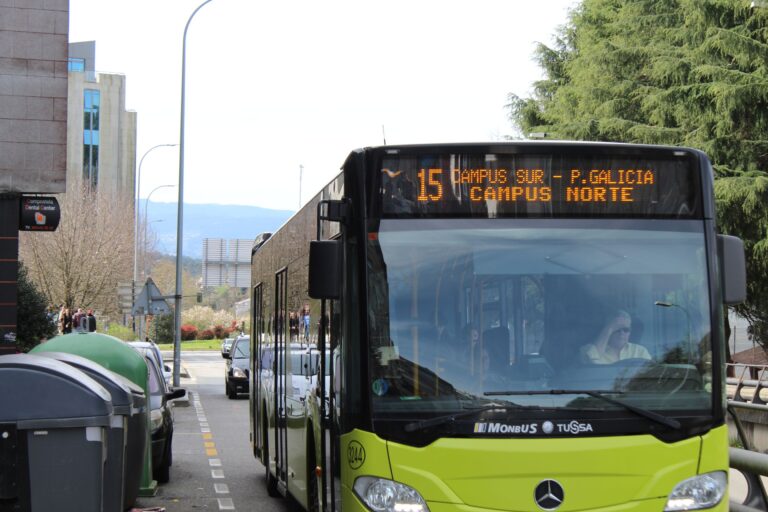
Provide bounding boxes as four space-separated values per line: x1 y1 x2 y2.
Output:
146 357 162 395
233 339 250 359
366 219 714 424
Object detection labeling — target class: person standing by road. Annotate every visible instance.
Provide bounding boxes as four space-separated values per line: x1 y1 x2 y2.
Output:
301 304 311 342
86 309 97 332
59 307 72 334
72 308 85 331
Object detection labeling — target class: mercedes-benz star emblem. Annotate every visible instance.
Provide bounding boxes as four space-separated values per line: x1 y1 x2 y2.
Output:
534 480 564 510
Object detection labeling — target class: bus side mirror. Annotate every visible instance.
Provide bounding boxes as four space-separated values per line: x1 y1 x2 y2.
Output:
717 234 747 305
309 240 341 299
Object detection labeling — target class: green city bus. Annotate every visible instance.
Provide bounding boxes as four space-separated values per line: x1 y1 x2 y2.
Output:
250 142 746 512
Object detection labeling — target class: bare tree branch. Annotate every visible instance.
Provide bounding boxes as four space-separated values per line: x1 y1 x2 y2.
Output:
19 184 135 319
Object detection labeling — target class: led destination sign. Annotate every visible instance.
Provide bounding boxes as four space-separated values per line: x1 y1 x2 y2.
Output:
380 152 700 218
415 167 656 203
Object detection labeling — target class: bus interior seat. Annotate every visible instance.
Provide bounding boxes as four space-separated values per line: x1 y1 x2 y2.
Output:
540 320 594 371
483 326 510 375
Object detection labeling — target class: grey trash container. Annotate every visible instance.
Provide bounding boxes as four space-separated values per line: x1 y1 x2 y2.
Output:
36 351 147 512
122 385 148 510
0 354 113 512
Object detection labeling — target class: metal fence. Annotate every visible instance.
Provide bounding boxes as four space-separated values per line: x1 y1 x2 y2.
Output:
728 363 768 511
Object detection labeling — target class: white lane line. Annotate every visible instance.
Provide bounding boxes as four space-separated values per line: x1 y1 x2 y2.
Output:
195 393 234 509
218 497 235 510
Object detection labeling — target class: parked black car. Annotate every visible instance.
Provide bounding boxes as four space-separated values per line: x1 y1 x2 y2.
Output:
220 337 235 358
224 335 250 399
141 352 186 483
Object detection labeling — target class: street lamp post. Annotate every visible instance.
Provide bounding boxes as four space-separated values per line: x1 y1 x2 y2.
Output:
142 184 175 280
655 301 694 359
137 184 174 342
133 143 177 332
175 0 215 387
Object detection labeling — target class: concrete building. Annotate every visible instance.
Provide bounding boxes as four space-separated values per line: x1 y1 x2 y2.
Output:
0 2 69 350
67 41 136 197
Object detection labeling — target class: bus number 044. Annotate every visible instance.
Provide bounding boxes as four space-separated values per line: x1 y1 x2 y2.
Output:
347 441 366 469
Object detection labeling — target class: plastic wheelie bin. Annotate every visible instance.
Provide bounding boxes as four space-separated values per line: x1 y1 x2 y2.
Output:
0 353 113 512
36 351 148 512
30 332 156 498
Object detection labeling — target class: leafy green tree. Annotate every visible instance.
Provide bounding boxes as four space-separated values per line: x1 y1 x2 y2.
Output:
508 0 768 350
16 262 56 351
153 313 175 343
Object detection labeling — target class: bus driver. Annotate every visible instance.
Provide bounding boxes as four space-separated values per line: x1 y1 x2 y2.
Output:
580 309 651 364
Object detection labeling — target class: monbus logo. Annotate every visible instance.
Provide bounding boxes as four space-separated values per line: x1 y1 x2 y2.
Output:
474 422 538 434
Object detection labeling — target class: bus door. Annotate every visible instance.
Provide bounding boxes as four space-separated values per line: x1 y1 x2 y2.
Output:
252 283 263 459
316 298 341 512
275 268 289 490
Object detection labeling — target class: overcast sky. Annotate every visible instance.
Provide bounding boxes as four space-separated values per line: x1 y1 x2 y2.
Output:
69 0 577 211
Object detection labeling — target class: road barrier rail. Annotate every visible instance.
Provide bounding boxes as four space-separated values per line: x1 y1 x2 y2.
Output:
728 363 768 511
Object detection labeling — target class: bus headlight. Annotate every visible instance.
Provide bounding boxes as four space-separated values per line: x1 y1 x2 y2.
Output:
664 471 727 511
353 476 429 512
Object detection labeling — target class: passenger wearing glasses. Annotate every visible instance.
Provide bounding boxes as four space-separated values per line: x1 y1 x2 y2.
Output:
580 309 651 364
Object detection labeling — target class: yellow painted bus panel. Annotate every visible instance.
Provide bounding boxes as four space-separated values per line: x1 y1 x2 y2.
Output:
338 429 728 512
341 430 394 489
386 435 705 511
698 425 728 473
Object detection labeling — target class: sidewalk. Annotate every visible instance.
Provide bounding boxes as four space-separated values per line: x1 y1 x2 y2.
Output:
161 352 190 406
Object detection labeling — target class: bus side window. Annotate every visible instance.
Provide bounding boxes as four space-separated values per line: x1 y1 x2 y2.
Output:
333 350 341 396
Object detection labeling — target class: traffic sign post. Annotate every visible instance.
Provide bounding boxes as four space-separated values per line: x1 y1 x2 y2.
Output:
132 278 171 316
132 278 172 341
117 281 134 316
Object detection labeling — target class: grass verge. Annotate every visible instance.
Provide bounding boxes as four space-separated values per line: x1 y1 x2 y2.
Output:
157 340 222 351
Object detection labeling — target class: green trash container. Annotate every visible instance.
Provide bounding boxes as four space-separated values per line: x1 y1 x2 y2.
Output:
31 332 158 497
0 354 113 512
36 351 148 512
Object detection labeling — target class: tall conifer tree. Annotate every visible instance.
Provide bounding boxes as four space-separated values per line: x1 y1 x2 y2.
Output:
509 0 768 349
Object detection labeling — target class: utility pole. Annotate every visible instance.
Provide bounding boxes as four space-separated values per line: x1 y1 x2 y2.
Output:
299 164 304 209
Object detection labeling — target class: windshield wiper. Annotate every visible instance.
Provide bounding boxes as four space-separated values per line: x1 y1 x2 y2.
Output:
403 402 535 433
483 389 681 430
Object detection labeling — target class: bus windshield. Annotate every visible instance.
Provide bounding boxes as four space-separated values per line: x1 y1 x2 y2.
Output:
366 218 713 432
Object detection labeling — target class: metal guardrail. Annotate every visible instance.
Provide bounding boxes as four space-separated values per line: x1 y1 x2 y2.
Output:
728 363 768 511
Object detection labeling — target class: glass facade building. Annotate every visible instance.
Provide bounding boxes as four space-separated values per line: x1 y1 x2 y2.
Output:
83 89 100 188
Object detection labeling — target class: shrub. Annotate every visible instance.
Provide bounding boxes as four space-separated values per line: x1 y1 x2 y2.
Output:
213 325 226 339
16 262 57 351
199 329 215 340
180 324 198 341
212 310 235 329
104 322 136 341
153 313 174 343
182 305 215 332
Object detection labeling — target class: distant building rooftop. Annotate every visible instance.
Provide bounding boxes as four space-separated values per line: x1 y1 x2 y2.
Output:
732 346 768 365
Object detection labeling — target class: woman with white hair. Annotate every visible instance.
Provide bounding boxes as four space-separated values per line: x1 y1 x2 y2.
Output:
580 309 651 364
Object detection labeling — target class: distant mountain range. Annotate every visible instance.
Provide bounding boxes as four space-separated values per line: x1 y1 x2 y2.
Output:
146 202 294 259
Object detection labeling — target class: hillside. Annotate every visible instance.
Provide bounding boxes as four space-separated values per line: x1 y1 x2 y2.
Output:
147 202 294 258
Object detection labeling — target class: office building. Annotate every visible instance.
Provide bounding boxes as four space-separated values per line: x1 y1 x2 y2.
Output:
0 2 69 350
68 41 136 197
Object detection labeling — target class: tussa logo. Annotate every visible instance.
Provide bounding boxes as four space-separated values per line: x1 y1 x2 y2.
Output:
556 421 593 434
